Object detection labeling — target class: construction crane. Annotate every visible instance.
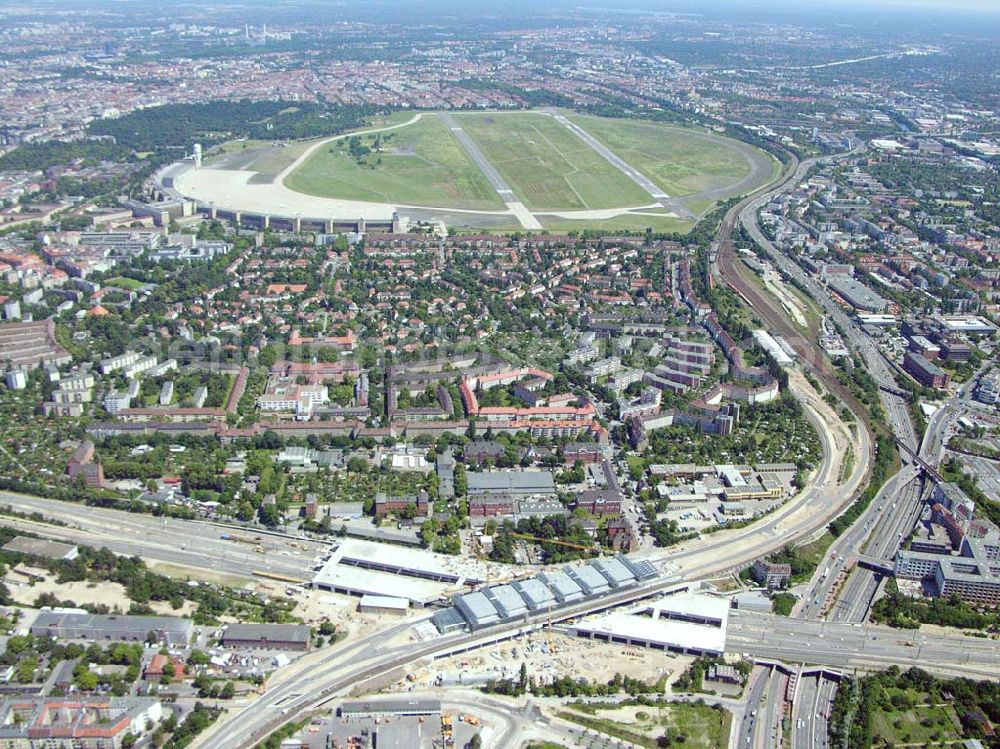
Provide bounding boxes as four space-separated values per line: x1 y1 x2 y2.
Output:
510 533 601 554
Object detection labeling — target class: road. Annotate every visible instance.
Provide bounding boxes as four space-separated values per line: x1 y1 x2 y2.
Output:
804 372 969 623
737 666 768 749
0 492 323 581
728 610 1000 677
757 666 788 749
790 674 836 749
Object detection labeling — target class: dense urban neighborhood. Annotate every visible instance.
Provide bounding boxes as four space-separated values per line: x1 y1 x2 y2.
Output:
0 1 998 748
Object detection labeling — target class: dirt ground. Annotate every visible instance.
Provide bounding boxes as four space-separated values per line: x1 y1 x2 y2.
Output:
425 631 689 689
4 574 194 617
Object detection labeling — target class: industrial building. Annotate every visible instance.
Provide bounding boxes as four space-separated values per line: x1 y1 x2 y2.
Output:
827 275 889 313
220 623 312 651
433 555 658 632
31 611 194 646
2 536 78 560
903 351 950 389
466 471 556 497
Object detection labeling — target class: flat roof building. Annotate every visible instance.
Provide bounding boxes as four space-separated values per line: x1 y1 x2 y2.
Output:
31 611 193 646
2 536 78 560
569 592 729 656
904 352 950 389
828 275 889 313
895 537 1000 607
339 698 442 717
220 623 311 651
467 471 556 497
358 595 409 615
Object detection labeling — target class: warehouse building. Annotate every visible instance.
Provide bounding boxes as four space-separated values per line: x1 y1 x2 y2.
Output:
220 623 312 651
31 611 193 646
2 536 78 560
467 471 556 497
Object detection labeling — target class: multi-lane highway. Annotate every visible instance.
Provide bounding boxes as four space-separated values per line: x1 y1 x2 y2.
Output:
737 667 769 749
728 610 1000 677
0 491 323 581
790 673 836 749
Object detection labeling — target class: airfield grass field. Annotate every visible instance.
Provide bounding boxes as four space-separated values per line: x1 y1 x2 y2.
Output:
227 109 783 232
283 113 503 211
454 111 653 211
568 113 777 200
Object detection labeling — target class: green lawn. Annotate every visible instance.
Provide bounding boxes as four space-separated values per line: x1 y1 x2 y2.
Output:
284 114 503 210
104 276 145 290
456 112 652 211
567 113 776 199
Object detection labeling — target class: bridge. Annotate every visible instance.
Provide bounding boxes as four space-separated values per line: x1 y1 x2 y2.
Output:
894 437 944 484
878 383 910 399
855 553 895 576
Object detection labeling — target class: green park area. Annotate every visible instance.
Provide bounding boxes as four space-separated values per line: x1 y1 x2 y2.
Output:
870 686 963 746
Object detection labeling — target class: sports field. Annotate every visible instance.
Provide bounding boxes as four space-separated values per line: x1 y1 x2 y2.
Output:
283 114 503 211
